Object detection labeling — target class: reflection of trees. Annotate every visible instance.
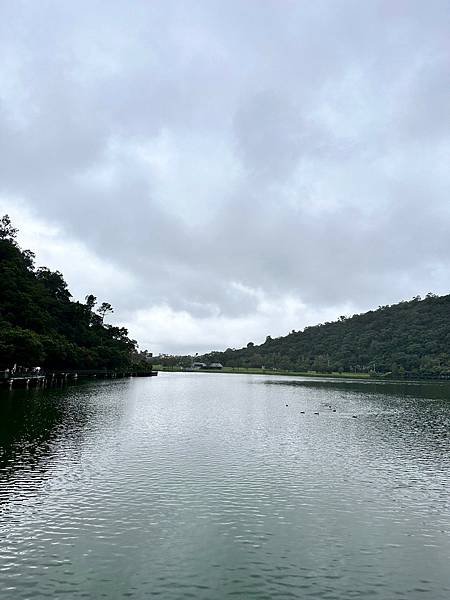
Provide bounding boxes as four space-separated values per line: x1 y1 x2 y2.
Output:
0 380 130 508
0 389 64 476
266 378 450 455
266 378 450 402
0 386 89 504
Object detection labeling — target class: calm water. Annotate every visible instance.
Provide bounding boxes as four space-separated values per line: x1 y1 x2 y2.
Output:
0 373 449 599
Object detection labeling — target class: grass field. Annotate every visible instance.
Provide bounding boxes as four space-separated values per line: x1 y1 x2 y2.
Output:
153 365 371 379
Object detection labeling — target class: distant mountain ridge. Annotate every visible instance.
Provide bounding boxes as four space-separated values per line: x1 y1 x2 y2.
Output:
198 294 450 377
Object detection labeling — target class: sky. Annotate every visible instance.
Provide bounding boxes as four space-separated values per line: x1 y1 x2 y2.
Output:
1 0 449 355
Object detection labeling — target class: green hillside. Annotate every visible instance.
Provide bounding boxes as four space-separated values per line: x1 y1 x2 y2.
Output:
0 215 138 370
200 295 450 378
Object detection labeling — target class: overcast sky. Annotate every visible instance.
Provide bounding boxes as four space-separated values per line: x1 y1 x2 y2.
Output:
1 1 449 354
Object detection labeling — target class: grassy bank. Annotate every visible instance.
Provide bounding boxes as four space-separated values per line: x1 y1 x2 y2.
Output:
153 365 371 379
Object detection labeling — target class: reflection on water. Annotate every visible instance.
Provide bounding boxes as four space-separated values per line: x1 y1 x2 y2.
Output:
266 376 450 401
1 373 449 599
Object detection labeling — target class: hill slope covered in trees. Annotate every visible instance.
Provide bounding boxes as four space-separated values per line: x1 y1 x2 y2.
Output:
199 294 450 377
0 215 139 370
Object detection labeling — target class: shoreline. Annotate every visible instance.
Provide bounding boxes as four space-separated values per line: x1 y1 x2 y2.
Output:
0 369 157 389
155 366 372 379
154 366 450 383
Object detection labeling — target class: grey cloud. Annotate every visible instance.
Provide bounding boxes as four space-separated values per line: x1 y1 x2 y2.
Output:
1 0 449 351
234 91 307 181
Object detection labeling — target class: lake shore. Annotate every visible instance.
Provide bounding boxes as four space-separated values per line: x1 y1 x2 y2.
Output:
154 365 371 379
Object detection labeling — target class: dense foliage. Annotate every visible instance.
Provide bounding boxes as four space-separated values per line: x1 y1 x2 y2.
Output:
197 294 450 377
0 215 138 370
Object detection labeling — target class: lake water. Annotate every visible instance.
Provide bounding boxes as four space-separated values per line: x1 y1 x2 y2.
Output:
0 373 449 599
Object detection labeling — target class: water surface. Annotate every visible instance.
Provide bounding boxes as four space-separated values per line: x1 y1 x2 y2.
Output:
1 373 449 599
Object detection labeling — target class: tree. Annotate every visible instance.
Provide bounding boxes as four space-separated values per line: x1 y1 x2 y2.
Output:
97 302 114 323
0 215 18 242
36 267 71 301
0 216 141 370
192 293 450 378
85 294 97 311
0 327 45 367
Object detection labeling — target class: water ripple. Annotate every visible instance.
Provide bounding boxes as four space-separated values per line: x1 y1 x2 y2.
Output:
0 374 449 599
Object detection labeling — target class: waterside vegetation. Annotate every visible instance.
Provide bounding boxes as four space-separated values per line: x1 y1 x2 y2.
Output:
158 294 450 379
0 215 148 371
155 365 370 379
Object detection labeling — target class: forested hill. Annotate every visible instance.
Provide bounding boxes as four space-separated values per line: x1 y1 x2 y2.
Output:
200 294 450 377
0 215 141 370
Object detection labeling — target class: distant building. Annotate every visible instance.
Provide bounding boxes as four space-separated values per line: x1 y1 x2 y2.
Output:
209 363 223 369
192 362 207 369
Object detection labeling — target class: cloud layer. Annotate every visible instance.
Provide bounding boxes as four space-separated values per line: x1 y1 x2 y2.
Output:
1 0 449 353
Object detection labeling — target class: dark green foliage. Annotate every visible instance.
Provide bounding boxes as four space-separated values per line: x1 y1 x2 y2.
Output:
199 294 450 377
157 354 192 368
0 216 138 369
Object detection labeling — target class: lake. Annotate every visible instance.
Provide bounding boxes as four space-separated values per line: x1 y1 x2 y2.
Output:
0 373 449 599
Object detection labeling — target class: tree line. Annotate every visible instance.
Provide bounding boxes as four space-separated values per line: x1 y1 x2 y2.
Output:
0 215 144 370
158 293 450 378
